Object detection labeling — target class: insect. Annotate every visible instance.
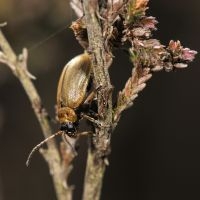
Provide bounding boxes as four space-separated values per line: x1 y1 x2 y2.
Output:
26 52 96 166
56 52 92 136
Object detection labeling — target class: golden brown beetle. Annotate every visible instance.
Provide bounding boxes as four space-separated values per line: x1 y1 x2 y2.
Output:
56 52 92 137
26 53 95 166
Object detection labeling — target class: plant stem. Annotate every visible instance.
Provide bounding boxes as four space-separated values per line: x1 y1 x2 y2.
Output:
82 1 113 199
0 29 72 200
82 149 106 200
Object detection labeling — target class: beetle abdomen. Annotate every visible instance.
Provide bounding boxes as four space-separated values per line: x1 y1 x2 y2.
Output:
57 53 91 109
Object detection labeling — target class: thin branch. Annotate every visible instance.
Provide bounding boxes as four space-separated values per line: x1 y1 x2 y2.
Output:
0 29 73 200
82 148 106 200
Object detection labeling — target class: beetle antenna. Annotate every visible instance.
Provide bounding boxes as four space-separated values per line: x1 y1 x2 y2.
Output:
26 131 63 167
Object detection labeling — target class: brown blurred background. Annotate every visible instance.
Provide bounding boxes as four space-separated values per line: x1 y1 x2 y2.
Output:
0 0 200 200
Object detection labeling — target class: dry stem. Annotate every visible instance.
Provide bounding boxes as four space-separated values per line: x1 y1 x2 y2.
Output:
0 29 73 200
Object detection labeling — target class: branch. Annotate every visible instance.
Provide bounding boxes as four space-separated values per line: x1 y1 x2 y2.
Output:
0 28 74 200
113 64 152 126
113 39 197 126
70 1 197 199
112 0 197 127
81 1 113 200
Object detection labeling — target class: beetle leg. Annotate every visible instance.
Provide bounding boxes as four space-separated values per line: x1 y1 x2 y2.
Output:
83 84 102 105
88 109 99 118
81 113 99 124
83 90 96 104
81 114 109 128
78 131 94 137
82 85 103 117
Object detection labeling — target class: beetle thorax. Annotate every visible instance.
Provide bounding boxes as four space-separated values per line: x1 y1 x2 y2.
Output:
57 107 77 124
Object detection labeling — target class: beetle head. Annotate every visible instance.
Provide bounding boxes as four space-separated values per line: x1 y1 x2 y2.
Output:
60 122 77 137
57 107 78 137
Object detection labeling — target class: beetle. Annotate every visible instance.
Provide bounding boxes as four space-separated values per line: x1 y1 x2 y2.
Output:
26 52 96 166
56 52 92 137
